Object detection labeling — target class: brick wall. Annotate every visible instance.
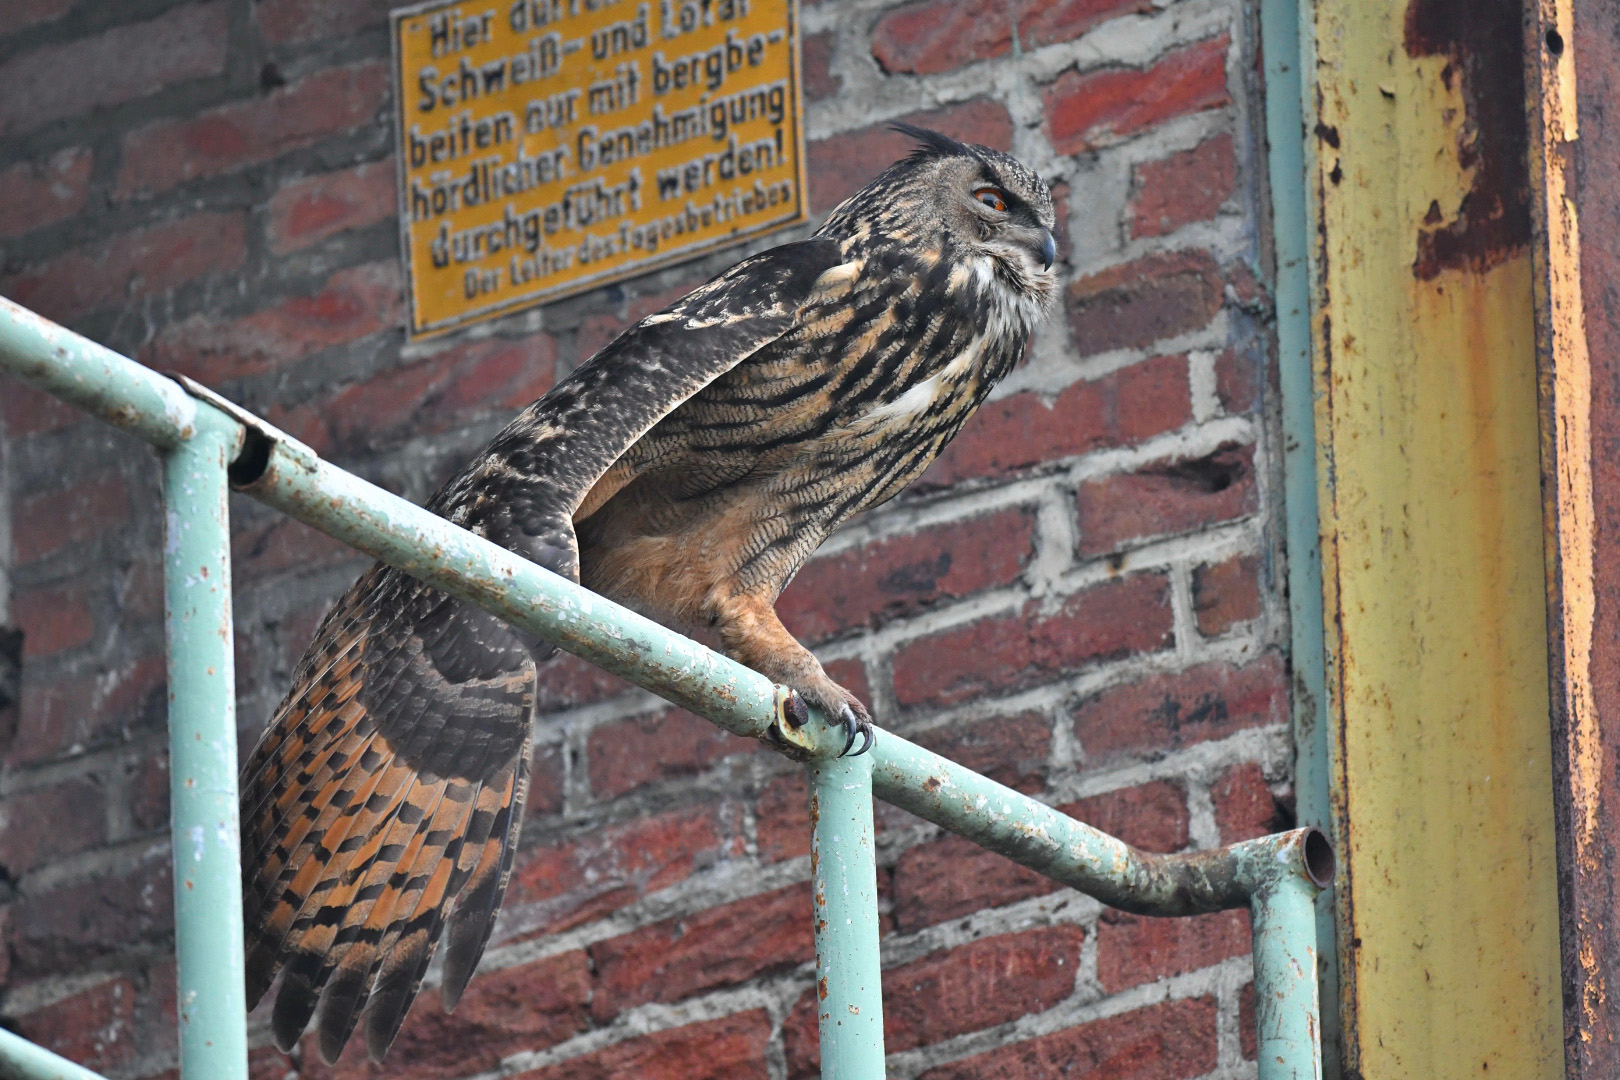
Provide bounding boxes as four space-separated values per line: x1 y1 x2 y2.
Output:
0 1 1291 1078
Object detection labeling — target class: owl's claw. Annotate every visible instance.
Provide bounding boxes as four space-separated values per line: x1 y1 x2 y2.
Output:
837 703 875 758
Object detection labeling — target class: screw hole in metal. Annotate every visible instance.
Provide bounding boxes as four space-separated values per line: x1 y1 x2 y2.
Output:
1546 28 1564 56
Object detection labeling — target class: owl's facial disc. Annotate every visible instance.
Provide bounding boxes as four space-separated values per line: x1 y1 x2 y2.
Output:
944 157 1059 287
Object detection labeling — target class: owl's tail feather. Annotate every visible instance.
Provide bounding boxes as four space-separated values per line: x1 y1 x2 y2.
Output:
241 577 535 1065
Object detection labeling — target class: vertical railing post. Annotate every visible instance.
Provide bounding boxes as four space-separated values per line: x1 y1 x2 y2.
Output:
1251 869 1324 1080
808 752 885 1079
161 412 248 1080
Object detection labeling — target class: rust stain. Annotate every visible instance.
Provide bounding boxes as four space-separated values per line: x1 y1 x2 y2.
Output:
1404 0 1531 279
818 977 829 1000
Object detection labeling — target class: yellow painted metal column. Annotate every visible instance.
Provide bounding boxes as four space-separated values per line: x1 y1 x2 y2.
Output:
1303 0 1564 1075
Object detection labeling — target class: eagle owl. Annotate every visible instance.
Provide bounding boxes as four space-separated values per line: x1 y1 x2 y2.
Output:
242 125 1058 1062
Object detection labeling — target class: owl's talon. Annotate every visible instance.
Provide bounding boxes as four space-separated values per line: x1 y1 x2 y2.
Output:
836 704 874 758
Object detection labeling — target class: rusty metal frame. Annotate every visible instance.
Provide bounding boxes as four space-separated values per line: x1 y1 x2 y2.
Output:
1525 1 1620 1074
0 293 1334 1079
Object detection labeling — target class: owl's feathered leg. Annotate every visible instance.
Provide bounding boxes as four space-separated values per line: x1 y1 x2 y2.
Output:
711 589 873 756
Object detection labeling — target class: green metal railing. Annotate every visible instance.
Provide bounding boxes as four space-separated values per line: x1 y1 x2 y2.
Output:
0 295 1334 1080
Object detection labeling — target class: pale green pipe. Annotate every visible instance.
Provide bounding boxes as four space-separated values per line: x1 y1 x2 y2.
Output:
0 1028 109 1080
1251 870 1326 1080
1259 0 1341 1068
808 754 885 1079
161 410 248 1080
0 298 195 449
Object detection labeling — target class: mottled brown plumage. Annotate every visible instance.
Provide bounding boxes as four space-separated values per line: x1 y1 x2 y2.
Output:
242 125 1057 1062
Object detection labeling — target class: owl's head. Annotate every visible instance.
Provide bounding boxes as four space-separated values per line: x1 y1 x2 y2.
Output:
822 124 1059 307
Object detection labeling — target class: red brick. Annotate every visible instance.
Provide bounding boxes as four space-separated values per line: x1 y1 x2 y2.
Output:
1066 250 1225 357
1 211 248 324
528 740 567 818
779 508 1036 643
255 0 394 44
822 658 872 708
1044 37 1230 155
12 856 172 974
13 473 131 564
1211 762 1285 844
233 516 355 583
1239 981 1257 1059
756 771 810 862
892 573 1174 708
874 0 1151 75
8 654 166 765
0 4 228 136
1076 444 1257 555
782 989 821 1080
911 712 1051 793
892 833 1059 930
118 551 167 623
1059 780 1189 853
1130 133 1238 238
268 160 397 254
506 804 738 935
1073 655 1287 761
128 752 170 832
271 331 556 457
0 382 84 439
1215 344 1261 414
146 262 403 384
511 1010 772 1080
117 62 388 199
0 776 107 874
801 31 841 100
13 584 93 657
305 952 592 1080
11 978 138 1073
808 99 1014 214
588 706 755 800
786 926 1085 1076
920 354 1191 487
0 146 92 239
1097 908 1251 992
0 0 74 36
915 995 1218 1080
1192 553 1262 636
589 885 812 1020
887 926 1084 1049
536 651 633 712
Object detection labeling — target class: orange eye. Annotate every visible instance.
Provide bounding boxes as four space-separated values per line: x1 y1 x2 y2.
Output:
974 187 1008 212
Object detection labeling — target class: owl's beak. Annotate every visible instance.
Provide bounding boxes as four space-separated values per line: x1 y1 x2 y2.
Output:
1039 229 1056 271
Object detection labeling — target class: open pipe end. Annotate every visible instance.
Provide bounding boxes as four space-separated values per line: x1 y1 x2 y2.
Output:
228 423 273 487
1302 827 1336 888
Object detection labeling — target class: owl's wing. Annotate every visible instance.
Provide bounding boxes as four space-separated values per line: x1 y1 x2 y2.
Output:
241 236 848 1065
433 235 849 575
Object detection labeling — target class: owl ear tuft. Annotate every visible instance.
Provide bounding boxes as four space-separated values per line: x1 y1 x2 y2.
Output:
889 122 973 161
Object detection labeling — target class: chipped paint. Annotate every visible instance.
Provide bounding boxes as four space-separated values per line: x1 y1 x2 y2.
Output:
1526 1 1620 1070
1305 0 1563 1074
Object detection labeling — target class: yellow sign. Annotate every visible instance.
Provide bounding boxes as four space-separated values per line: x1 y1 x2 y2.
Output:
390 0 808 336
